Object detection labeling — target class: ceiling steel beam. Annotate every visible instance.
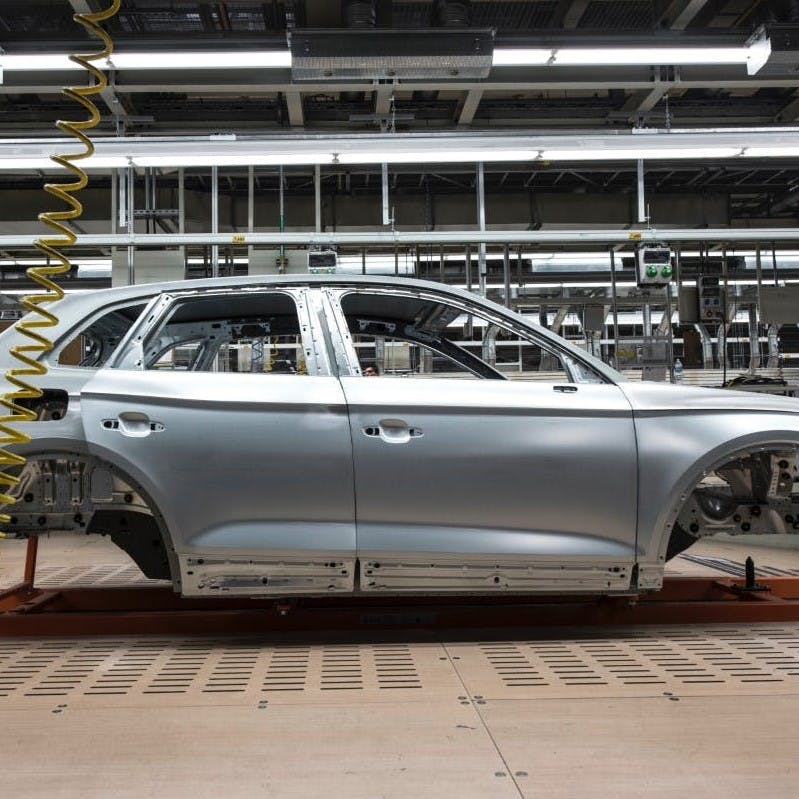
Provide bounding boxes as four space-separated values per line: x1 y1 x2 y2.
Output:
2 228 798 248
457 89 483 126
621 81 670 114
66 0 94 13
659 0 711 31
374 82 394 116
285 91 304 127
4 77 799 96
778 95 799 123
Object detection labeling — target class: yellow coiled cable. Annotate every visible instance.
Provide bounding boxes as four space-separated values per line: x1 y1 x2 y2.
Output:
0 0 121 530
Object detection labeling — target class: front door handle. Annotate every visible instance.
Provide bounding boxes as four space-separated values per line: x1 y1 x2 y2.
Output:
363 419 423 444
553 384 578 393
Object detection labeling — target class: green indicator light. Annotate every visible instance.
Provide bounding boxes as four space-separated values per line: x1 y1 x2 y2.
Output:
661 265 673 278
646 265 658 277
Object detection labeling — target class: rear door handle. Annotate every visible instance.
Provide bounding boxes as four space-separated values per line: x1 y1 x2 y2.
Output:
103 412 165 437
553 384 578 393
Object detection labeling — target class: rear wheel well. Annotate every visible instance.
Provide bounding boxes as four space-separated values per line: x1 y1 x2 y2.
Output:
3 452 177 584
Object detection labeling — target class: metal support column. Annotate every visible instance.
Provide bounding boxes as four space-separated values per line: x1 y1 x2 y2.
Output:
314 165 322 233
503 243 511 308
381 162 391 227
211 165 219 278
609 249 621 371
110 170 117 233
179 167 186 274
126 166 134 285
278 166 286 272
637 159 646 224
477 162 486 296
748 306 760 372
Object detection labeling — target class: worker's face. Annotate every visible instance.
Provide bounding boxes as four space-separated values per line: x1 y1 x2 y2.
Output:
363 366 378 377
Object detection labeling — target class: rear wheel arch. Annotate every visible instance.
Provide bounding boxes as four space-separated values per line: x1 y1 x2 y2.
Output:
6 449 180 590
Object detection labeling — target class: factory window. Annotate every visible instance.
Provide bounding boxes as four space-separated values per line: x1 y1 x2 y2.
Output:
142 291 309 374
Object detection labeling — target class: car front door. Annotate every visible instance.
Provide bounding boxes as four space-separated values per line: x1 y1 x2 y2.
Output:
324 286 638 594
79 286 356 596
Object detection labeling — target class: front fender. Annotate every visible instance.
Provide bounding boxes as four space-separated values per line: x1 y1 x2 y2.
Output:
634 411 799 563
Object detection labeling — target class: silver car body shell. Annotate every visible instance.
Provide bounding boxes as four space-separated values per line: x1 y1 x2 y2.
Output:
1 275 797 597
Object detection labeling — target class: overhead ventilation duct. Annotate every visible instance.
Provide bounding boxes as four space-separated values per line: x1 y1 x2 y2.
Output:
437 0 471 27
291 27 493 79
343 0 376 28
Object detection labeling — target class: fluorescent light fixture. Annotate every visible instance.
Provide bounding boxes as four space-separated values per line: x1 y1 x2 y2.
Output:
133 153 336 167
0 156 129 170
107 51 292 70
336 149 540 165
491 48 553 66
554 46 749 66
493 45 751 67
746 34 771 75
540 147 743 160
0 54 76 71
742 146 799 157
0 50 291 72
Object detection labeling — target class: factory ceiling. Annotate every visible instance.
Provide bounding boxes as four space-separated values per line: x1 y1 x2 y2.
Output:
0 1 797 227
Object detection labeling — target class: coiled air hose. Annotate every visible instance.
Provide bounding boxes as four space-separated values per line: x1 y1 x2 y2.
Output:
0 0 121 531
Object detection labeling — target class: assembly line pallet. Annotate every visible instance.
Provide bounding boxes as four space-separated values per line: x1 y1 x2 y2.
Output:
2 540 799 636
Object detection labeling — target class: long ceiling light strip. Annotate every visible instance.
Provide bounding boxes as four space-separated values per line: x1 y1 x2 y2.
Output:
0 38 770 73
0 51 292 71
492 46 751 67
3 133 798 170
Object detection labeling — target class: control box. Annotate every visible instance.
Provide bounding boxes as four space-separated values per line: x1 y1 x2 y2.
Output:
698 275 724 323
636 244 673 287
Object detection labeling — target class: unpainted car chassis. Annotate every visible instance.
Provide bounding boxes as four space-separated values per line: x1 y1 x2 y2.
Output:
2 537 799 636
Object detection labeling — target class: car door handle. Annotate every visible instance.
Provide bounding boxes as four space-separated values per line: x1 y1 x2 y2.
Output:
102 412 165 438
553 385 578 393
363 419 423 444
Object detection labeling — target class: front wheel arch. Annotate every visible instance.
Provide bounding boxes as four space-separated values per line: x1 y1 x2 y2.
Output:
654 433 799 563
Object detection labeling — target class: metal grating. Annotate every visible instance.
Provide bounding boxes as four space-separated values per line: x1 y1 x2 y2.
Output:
464 627 799 697
3 626 799 707
0 639 433 704
580 1 655 30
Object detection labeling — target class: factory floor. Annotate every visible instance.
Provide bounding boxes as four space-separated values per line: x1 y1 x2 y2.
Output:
2 534 799 798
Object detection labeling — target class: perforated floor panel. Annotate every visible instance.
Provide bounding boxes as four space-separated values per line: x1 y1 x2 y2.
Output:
3 624 799 708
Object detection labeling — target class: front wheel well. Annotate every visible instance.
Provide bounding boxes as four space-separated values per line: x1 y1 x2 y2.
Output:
663 443 799 560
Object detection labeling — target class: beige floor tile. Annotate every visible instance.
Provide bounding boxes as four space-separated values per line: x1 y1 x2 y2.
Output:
0 701 520 799
479 693 799 799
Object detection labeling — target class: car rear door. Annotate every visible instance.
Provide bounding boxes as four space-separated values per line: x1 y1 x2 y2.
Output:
79 286 357 596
